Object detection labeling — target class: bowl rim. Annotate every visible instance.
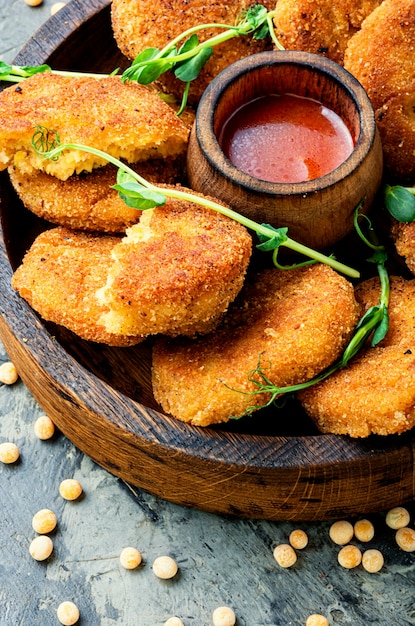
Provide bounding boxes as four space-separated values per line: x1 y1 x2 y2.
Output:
194 49 378 195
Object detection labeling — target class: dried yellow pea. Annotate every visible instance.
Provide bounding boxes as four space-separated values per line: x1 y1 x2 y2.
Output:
273 543 297 568
354 519 375 542
289 529 309 550
329 520 354 545
385 507 410 530
305 615 329 626
164 618 184 626
59 478 83 501
32 508 57 534
57 601 80 625
0 361 19 385
0 441 20 464
337 544 362 569
395 527 415 552
51 1 66 14
34 415 55 440
212 606 236 626
152 555 178 579
362 549 384 573
120 547 142 570
29 535 53 561
24 0 43 5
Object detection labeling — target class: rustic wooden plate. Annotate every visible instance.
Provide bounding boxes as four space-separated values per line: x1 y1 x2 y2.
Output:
0 0 414 521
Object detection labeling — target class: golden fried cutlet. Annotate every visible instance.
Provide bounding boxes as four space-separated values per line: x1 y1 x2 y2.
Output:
11 227 142 346
344 0 415 181
97 191 252 338
299 276 415 437
152 264 360 426
8 155 186 233
391 218 415 276
272 0 381 65
111 0 275 105
0 73 189 180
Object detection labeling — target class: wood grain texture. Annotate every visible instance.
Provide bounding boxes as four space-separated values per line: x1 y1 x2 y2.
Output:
0 0 414 522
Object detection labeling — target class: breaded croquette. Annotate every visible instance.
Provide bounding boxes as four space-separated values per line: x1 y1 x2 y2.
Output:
344 0 415 181
0 73 189 180
272 0 381 65
97 191 252 338
299 276 415 437
391 218 415 276
111 0 275 105
8 155 186 233
152 264 360 427
11 227 141 346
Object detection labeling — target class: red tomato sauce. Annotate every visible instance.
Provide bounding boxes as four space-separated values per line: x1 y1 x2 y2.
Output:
218 94 354 183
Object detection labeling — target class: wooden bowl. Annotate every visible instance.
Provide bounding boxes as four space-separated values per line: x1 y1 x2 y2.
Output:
187 50 383 249
0 0 414 521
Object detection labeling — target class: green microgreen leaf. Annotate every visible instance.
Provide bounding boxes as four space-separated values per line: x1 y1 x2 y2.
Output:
174 47 213 82
112 181 166 210
384 184 415 223
256 225 288 251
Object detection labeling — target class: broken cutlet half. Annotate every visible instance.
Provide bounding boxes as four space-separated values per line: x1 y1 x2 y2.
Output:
0 73 189 180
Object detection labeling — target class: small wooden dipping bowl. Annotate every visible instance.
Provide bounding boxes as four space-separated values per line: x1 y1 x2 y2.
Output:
187 50 383 250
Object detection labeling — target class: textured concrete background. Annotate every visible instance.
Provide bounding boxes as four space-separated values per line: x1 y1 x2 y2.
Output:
0 1 414 624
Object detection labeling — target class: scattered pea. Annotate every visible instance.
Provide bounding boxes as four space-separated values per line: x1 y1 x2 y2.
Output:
59 478 83 501
152 555 178 579
51 1 66 13
0 361 19 385
289 529 309 550
120 546 142 570
273 543 297 568
34 415 55 440
0 441 20 464
329 520 354 545
29 535 53 561
56 601 80 625
305 614 329 626
337 544 362 569
385 507 410 530
32 508 57 534
354 519 375 542
24 0 43 5
164 618 184 626
362 549 384 573
395 527 415 552
212 606 236 626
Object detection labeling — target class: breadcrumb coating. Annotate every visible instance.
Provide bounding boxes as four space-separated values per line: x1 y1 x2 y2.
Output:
0 73 189 180
391 218 415 276
8 156 186 233
152 264 359 426
97 190 252 338
272 0 381 64
11 227 141 346
299 276 415 437
111 0 275 104
344 0 415 181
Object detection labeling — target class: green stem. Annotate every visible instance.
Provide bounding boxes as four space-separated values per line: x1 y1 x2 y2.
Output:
38 141 359 278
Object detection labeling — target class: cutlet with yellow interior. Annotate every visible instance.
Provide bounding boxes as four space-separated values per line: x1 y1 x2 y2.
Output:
0 73 189 180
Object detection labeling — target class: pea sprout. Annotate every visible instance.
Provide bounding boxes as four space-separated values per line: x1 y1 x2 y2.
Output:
31 126 359 279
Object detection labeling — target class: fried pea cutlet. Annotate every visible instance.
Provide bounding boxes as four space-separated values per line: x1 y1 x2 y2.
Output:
344 0 415 181
111 0 275 105
272 0 381 65
299 276 415 437
11 227 142 346
97 191 252 338
152 264 360 427
0 73 189 180
391 218 415 276
8 155 186 233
